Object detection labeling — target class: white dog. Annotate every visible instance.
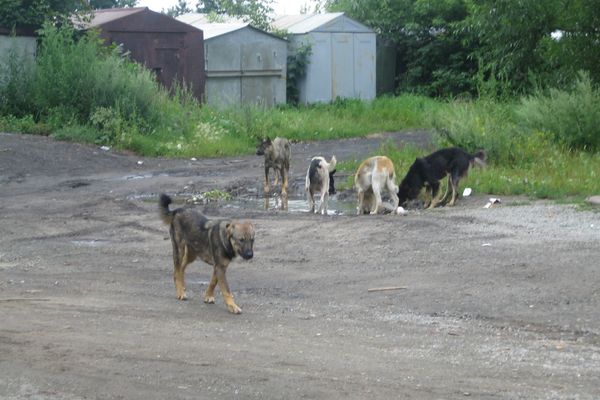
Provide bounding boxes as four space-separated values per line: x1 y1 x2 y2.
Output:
305 156 337 214
354 156 399 215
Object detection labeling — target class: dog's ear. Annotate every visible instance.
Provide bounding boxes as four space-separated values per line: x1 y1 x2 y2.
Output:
225 222 235 238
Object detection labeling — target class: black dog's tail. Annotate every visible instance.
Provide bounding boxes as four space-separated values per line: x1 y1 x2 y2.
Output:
472 150 487 168
159 193 175 225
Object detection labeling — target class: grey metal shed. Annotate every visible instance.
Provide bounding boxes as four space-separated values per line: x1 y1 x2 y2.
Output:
178 14 287 108
0 27 36 78
79 8 205 101
273 13 376 104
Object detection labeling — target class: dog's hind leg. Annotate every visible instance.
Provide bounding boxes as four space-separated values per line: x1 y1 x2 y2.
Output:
356 190 365 215
307 188 315 213
173 244 190 300
281 167 289 197
318 190 329 215
263 166 271 194
439 176 451 205
386 179 399 209
448 174 461 206
215 264 242 314
371 181 383 214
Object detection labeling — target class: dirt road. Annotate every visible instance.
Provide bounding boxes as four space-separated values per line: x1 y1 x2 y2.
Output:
1 132 599 399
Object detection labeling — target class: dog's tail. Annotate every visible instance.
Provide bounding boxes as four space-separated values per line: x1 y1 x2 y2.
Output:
159 193 175 225
328 155 337 172
472 150 486 168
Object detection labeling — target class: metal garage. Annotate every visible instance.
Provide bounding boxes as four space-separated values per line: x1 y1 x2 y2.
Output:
79 8 205 101
178 14 287 108
273 13 376 104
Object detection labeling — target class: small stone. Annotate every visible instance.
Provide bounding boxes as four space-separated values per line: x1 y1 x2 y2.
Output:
586 195 600 206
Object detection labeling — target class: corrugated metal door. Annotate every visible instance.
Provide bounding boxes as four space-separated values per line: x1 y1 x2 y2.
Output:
331 32 354 100
353 33 376 100
304 32 331 103
241 42 279 106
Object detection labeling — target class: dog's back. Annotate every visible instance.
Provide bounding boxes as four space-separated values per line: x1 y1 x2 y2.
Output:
354 156 396 191
424 147 486 176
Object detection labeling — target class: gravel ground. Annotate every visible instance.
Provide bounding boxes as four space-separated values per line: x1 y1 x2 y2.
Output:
1 132 599 399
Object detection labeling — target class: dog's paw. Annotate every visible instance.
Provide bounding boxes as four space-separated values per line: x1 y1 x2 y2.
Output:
204 295 215 304
177 293 188 301
227 303 242 314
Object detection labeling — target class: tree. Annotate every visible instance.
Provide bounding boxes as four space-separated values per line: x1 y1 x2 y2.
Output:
0 0 88 29
326 0 476 97
462 0 559 94
165 0 193 17
194 0 274 30
90 0 137 8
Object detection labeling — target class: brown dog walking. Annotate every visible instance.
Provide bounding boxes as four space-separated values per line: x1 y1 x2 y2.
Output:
159 194 255 314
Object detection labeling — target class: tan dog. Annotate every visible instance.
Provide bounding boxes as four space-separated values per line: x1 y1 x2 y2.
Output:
256 137 291 196
159 194 255 314
305 155 337 214
354 156 399 215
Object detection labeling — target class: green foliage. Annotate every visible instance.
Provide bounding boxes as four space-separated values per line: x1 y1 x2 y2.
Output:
90 0 137 8
286 42 312 105
517 72 600 151
193 0 274 30
0 114 51 135
325 0 600 97
165 0 193 17
0 0 88 29
30 23 192 137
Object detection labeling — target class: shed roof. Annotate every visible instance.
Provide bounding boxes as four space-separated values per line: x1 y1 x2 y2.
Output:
177 13 286 41
272 12 373 34
74 7 200 33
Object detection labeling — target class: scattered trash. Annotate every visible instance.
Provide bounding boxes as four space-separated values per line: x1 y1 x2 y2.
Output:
100 146 110 151
137 160 144 165
190 157 197 161
367 286 407 292
462 187 472 197
396 206 407 215
481 243 492 247
483 198 501 208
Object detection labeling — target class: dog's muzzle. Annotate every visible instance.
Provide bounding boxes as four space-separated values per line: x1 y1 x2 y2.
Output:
241 250 253 260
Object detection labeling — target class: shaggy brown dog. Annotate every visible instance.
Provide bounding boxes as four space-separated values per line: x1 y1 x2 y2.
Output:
159 194 255 314
256 137 291 196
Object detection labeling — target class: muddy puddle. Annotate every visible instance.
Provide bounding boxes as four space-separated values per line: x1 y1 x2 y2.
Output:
130 192 357 215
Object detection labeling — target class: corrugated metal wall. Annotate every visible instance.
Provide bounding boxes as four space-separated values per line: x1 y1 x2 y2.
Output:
294 30 376 104
95 9 205 101
204 28 286 108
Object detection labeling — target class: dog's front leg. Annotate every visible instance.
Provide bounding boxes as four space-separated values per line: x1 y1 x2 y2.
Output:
215 265 241 314
203 269 218 304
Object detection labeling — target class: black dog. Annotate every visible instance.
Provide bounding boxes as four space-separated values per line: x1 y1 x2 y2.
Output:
397 147 486 209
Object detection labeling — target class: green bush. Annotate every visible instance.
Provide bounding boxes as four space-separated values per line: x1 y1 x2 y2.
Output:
517 72 600 151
